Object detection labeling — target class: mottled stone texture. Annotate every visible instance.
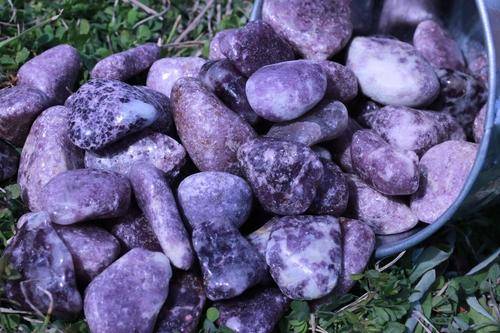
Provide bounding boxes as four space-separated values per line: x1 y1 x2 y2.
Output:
192 220 267 300
346 174 418 235
171 78 256 175
266 100 348 146
40 169 131 225
0 140 18 181
246 60 327 122
146 57 206 97
347 36 439 107
17 44 81 104
473 105 487 143
411 141 478 224
219 20 295 77
177 171 252 229
129 163 193 270
199 59 259 125
3 212 82 319
18 106 84 211
209 29 237 60
84 248 171 333
237 138 323 215
55 224 121 285
135 86 174 134
262 0 352 60
313 61 358 103
91 43 160 81
329 118 362 173
85 130 186 178
247 217 279 258
0 86 52 146
266 215 342 300
413 20 465 71
156 271 206 333
215 288 290 333
66 79 161 150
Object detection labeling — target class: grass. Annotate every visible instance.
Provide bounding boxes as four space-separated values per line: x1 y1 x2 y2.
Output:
0 1 499 332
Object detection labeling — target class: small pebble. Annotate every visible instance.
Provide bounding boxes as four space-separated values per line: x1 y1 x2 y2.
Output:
0 140 18 181
463 40 489 85
329 118 363 173
313 60 358 103
209 29 237 60
473 104 487 143
135 86 174 134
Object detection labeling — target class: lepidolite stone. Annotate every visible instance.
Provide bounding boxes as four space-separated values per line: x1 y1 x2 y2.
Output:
146 57 206 98
84 248 171 333
215 288 290 333
0 86 52 146
473 105 487 143
156 271 206 333
177 171 252 229
0 140 18 181
329 118 363 173
91 43 160 81
266 100 348 146
171 78 256 175
411 141 478 224
247 217 279 258
3 212 82 318
313 61 358 103
246 60 327 122
219 20 295 77
85 131 186 178
262 0 352 60
209 29 237 60
351 130 420 196
129 163 193 270
237 138 323 215
135 86 174 134
55 224 121 285
347 36 439 107
266 215 342 300
40 169 131 225
464 40 489 86
17 44 81 104
413 20 465 71
192 220 267 300
18 106 84 211
346 174 418 235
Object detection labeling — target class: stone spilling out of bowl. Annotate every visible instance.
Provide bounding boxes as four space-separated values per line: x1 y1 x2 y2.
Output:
0 0 489 332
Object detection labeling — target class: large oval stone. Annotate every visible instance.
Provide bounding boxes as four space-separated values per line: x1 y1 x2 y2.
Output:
0 140 18 181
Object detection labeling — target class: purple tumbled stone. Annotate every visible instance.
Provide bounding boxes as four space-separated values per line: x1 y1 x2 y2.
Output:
311 146 332 161
313 61 358 103
84 248 171 333
329 118 363 173
17 44 81 104
40 169 131 225
209 29 237 60
247 217 279 258
464 40 489 86
135 86 174 135
0 140 18 181
473 104 487 143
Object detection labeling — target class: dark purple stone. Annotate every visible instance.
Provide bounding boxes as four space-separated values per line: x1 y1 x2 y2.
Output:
463 40 489 85
329 118 363 173
0 140 18 181
209 29 237 60
135 86 174 135
313 61 358 103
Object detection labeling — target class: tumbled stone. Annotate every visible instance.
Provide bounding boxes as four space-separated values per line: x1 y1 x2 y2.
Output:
346 174 418 235
171 78 256 175
220 20 295 77
215 288 290 333
313 61 358 103
146 57 206 98
311 146 332 160
66 79 161 150
262 0 352 60
18 106 84 211
91 43 160 81
309 159 349 216
237 138 323 215
473 104 487 143
84 248 171 333
0 140 18 181
156 271 206 333
55 224 121 285
135 86 174 134
266 215 342 300
192 219 267 300
347 36 439 107
177 171 252 229
199 59 259 125
413 20 465 71
464 40 489 85
351 130 420 196
209 29 237 60
410 141 478 224
85 130 186 178
329 118 362 173
3 212 82 318
247 217 279 258
40 169 131 225
0 86 52 146
129 163 193 270
266 100 348 146
17 44 81 104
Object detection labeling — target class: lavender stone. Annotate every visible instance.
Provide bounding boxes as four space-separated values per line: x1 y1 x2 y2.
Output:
209 29 237 60
91 43 160 81
129 163 193 270
18 106 84 211
464 40 489 85
135 86 174 134
262 0 352 60
247 217 279 258
329 118 363 173
0 140 18 181
309 159 349 216
17 44 81 104
84 248 171 333
40 169 131 225
237 138 323 215
473 104 487 143
3 212 82 318
313 61 358 103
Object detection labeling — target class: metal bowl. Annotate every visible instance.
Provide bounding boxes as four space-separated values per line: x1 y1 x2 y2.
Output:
250 0 500 258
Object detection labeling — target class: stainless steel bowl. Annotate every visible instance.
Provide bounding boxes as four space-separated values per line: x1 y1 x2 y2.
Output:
250 0 500 258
